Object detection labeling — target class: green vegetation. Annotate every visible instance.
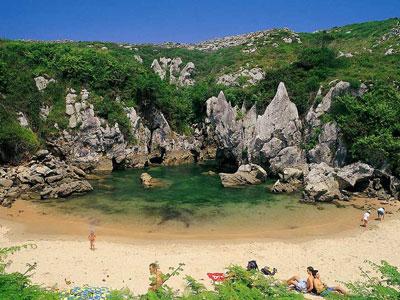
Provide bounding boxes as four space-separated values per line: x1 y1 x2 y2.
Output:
331 83 400 176
0 18 399 163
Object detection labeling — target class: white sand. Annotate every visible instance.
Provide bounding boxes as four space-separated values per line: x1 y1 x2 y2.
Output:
1 217 400 296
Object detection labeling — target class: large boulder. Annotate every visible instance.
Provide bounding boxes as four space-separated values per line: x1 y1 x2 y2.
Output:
272 167 303 193
219 164 267 187
335 162 375 190
303 163 341 202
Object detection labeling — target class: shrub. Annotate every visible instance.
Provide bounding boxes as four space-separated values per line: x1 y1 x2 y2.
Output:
331 82 400 176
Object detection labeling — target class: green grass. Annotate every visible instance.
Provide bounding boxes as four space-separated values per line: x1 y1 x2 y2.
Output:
0 18 399 164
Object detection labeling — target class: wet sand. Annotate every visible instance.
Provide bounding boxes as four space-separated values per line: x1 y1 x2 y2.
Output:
0 198 400 296
2 197 398 242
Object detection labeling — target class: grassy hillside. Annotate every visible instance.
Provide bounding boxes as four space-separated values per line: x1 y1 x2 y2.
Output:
0 18 399 169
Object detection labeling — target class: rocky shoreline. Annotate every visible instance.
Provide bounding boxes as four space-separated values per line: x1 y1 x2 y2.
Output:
1 79 399 208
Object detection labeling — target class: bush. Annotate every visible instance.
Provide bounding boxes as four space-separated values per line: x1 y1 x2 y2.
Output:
331 82 400 176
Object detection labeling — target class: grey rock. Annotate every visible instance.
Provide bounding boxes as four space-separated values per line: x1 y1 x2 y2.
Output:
34 76 55 91
17 112 29 127
303 163 341 202
0 178 13 188
219 164 267 187
336 162 375 189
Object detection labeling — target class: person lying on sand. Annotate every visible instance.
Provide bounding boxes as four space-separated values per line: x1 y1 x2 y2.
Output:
361 210 371 227
377 207 385 221
88 230 96 250
148 263 165 291
286 266 314 293
312 270 346 296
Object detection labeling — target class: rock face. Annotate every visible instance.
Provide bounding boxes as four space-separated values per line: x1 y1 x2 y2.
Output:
206 82 306 174
219 164 267 187
151 57 195 86
305 81 367 167
302 162 399 202
250 82 305 173
47 88 205 172
0 151 92 207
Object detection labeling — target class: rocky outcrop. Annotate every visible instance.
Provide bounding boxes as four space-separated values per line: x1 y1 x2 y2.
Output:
305 81 367 167
217 67 265 87
219 164 267 187
151 57 195 86
302 162 399 202
34 76 55 91
250 82 306 173
206 82 306 174
0 150 92 207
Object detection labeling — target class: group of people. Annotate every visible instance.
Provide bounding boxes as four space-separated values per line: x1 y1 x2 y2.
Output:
286 266 347 297
361 207 385 227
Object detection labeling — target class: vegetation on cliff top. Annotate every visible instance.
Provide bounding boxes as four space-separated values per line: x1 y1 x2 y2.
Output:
0 18 399 171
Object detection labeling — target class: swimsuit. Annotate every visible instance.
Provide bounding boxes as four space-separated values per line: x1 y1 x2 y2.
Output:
295 279 307 292
320 287 334 296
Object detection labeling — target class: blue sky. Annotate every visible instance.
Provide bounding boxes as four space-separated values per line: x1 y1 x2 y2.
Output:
0 0 399 43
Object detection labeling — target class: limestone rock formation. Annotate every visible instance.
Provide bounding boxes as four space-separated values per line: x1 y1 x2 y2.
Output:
303 163 341 202
151 57 195 86
217 67 265 87
305 81 367 167
335 162 375 190
34 76 55 91
0 151 92 207
272 167 303 193
251 82 305 173
219 164 267 187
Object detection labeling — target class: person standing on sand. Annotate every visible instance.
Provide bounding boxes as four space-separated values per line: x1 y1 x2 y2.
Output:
361 210 371 227
377 207 385 221
88 230 96 250
286 266 314 293
148 263 164 291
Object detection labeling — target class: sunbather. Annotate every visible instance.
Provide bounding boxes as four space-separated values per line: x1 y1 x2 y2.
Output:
312 270 346 296
148 263 164 291
286 266 314 293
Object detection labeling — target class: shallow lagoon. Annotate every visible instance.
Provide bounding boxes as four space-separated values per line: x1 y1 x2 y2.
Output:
29 162 363 239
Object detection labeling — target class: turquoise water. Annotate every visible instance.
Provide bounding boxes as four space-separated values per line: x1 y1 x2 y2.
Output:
39 162 358 237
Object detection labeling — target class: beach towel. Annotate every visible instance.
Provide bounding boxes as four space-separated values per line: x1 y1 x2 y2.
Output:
207 272 226 282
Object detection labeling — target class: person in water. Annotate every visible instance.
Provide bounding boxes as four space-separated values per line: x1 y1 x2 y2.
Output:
149 263 164 291
361 210 371 227
312 270 346 296
286 266 314 293
88 230 96 250
377 207 385 221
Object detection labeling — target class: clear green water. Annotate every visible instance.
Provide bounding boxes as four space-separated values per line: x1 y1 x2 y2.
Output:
39 162 358 237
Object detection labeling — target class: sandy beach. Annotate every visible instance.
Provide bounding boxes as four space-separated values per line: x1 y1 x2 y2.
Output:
1 199 400 297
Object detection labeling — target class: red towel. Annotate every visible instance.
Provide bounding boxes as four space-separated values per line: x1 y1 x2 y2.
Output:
207 273 226 282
